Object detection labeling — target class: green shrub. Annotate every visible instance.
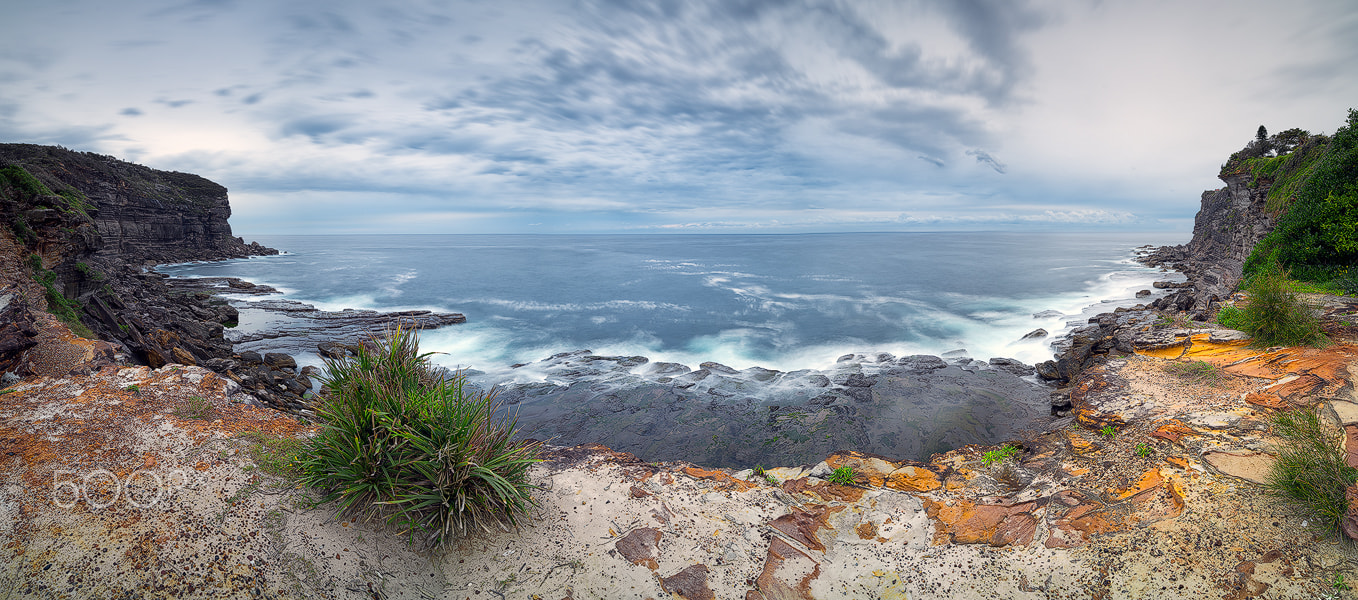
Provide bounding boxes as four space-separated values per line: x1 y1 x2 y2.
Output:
0 164 54 199
1234 260 1328 348
1215 305 1248 330
827 465 856 485
982 444 1021 466
1266 408 1358 534
1334 274 1358 296
298 325 541 547
1244 109 1358 281
26 253 92 338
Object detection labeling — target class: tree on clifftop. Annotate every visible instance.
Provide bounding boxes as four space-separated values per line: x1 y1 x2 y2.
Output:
1256 125 1274 156
1271 128 1310 155
1245 109 1358 281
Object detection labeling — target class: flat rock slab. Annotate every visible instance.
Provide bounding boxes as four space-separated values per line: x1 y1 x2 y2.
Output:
1203 451 1274 484
1331 401 1358 425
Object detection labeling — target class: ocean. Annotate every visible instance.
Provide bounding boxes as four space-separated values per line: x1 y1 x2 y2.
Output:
160 231 1187 377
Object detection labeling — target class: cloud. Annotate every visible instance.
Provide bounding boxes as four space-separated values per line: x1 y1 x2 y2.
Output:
4 0 1354 234
965 149 1006 174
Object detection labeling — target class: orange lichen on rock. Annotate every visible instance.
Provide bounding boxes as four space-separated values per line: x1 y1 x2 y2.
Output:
924 499 1038 547
1109 468 1164 501
1178 334 1262 365
780 477 865 503
681 466 755 492
1150 419 1198 445
823 450 944 492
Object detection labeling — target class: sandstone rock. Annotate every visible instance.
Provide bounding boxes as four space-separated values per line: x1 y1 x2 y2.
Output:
1203 451 1273 484
660 564 713 600
1344 485 1358 541
615 528 662 571
752 537 819 600
1209 329 1252 343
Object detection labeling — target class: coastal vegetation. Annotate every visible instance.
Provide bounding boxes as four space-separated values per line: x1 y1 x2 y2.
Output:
297 325 541 547
981 443 1021 466
828 465 856 485
1162 360 1225 386
1218 260 1327 348
1266 408 1358 535
26 253 93 338
1231 109 1358 285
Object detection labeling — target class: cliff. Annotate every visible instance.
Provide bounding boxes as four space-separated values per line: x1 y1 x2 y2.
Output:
0 143 275 265
1144 114 1355 314
0 144 277 391
1141 165 1279 317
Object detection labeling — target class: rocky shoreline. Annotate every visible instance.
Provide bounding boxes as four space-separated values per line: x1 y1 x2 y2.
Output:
7 137 1358 597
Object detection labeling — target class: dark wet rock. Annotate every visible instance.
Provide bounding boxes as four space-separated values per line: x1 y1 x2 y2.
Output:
1021 328 1048 340
648 362 691 376
263 352 296 369
941 349 969 358
489 350 1050 469
1033 310 1063 319
988 357 1034 377
699 361 740 375
898 355 948 371
744 366 780 382
1136 289 1152 298
225 300 464 357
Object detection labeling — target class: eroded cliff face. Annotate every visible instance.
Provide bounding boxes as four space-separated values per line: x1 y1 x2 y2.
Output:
1183 173 1275 295
1144 169 1276 316
0 143 275 380
0 143 275 265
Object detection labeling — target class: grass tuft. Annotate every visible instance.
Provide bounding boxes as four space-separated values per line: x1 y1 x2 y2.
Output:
172 395 216 420
1233 260 1329 348
1163 360 1226 387
827 465 855 485
297 323 541 547
238 430 306 478
982 444 1021 466
1266 408 1358 534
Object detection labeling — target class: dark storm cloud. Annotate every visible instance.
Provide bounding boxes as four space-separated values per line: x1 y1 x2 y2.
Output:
120 107 144 116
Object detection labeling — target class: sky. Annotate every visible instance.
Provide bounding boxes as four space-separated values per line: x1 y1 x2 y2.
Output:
1 0 1355 235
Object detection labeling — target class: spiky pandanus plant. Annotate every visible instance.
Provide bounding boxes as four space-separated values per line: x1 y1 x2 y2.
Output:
298 323 541 547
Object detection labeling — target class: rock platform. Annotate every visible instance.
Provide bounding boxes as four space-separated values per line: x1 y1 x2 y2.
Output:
4 307 1358 598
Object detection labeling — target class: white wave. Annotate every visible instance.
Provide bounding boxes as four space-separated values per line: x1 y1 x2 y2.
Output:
472 298 690 312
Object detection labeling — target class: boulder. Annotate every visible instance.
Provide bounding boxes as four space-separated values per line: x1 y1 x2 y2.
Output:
263 353 297 369
1021 328 1048 340
988 357 1034 377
